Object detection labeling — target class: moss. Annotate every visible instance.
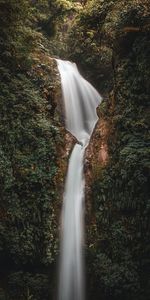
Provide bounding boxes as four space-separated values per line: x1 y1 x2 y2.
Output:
0 0 150 299
0 1 65 298
67 1 150 299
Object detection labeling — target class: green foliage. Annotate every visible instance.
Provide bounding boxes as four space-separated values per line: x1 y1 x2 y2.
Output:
0 0 33 69
0 0 149 299
0 70 61 266
7 272 53 300
67 0 116 93
67 0 150 95
0 0 63 298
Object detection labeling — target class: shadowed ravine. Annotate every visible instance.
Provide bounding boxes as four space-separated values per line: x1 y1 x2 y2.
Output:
56 59 102 300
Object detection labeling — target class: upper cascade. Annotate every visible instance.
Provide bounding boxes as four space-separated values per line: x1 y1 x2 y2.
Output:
56 59 102 146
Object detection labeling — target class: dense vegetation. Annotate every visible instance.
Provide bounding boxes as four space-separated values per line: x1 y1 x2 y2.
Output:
67 1 150 299
0 1 149 300
0 1 65 299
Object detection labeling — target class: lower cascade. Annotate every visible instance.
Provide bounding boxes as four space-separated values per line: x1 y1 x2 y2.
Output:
57 59 102 300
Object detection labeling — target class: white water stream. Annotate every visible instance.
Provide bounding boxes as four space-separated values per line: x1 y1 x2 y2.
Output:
57 59 102 300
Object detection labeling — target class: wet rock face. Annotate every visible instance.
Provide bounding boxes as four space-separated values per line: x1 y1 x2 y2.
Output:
71 1 150 299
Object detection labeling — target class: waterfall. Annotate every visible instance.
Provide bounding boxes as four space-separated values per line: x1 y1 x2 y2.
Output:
57 59 102 300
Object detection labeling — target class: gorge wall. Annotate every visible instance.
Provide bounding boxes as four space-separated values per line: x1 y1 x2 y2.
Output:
67 1 150 299
0 1 149 300
0 1 66 299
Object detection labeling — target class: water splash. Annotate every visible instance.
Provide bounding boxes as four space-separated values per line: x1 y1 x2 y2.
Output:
57 59 102 300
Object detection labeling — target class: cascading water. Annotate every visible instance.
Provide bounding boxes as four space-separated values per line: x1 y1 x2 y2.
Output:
57 59 102 300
